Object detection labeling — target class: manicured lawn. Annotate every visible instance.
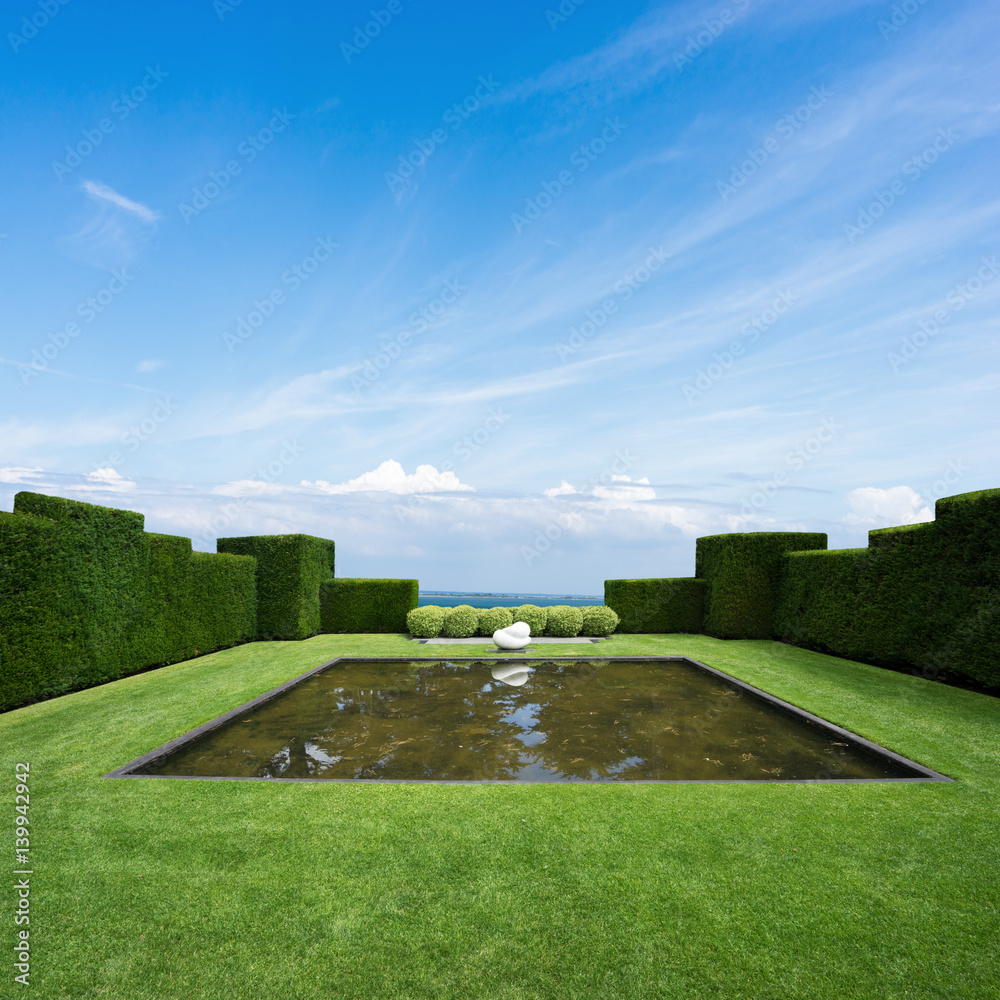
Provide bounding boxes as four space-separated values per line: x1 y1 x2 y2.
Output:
3 633 998 999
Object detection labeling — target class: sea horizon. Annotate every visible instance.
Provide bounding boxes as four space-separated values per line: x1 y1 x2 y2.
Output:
418 590 603 608
420 590 602 598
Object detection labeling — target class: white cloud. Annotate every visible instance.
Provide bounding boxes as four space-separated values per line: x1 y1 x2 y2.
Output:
302 460 476 495
592 475 656 502
204 365 360 437
210 480 296 498
81 180 160 224
0 467 844 591
503 1 762 106
843 486 933 527
543 479 578 497
0 467 47 484
76 467 136 493
60 180 161 267
136 359 166 373
87 467 123 482
544 475 655 500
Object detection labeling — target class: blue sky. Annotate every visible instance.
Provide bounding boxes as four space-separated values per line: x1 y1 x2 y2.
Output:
1 0 998 593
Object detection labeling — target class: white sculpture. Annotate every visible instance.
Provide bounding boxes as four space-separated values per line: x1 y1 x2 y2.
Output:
493 621 531 649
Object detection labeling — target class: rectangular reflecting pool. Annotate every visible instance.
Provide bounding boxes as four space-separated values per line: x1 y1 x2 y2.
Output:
107 657 951 783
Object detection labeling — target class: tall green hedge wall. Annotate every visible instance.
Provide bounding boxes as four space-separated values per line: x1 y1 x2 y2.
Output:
696 531 827 639
217 534 335 640
146 534 257 663
319 578 418 633
774 548 871 661
0 493 257 712
189 551 257 651
146 533 196 666
604 578 706 633
776 489 1000 687
1 492 151 709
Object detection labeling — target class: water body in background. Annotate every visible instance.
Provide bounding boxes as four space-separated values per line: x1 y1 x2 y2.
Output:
419 591 603 609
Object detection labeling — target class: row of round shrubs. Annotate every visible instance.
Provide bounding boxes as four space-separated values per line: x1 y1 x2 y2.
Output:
406 604 620 639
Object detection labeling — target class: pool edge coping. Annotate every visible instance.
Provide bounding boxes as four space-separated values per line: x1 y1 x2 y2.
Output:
102 655 954 784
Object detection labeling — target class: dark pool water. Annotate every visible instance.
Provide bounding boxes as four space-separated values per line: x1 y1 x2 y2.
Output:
133 659 922 782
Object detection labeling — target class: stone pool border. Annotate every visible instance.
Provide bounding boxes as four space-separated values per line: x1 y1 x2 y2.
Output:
103 656 954 784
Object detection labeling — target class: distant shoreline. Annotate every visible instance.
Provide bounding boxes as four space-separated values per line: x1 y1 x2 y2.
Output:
420 591 602 600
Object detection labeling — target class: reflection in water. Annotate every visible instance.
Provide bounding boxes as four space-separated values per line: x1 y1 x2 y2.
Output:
491 664 531 687
137 659 920 782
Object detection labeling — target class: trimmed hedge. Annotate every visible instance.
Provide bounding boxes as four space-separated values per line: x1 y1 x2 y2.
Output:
513 604 547 636
406 603 616 639
10 491 150 678
145 533 254 665
544 605 583 637
477 606 514 636
187 551 257 654
604 578 706 633
0 493 258 712
776 489 1000 687
442 604 478 638
775 548 871 659
146 533 195 665
580 605 620 636
407 605 446 638
217 534 335 640
319 578 418 633
696 532 827 639
1 508 102 710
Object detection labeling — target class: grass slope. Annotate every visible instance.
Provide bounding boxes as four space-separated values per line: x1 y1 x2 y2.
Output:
3 633 998 999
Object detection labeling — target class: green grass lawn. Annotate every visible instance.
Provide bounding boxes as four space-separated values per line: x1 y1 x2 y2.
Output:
3 633 998 999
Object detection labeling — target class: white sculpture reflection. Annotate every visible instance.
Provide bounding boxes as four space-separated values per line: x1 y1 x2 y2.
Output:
490 664 531 687
493 621 531 649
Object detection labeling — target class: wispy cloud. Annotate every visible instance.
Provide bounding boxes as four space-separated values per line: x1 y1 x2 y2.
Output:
58 180 162 267
75 467 136 493
0 467 50 485
502 1 733 106
81 180 161 223
3 1 996 591
0 357 164 394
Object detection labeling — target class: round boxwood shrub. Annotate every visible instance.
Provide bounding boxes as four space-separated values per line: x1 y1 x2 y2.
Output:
580 605 620 636
406 605 445 638
514 604 547 636
477 606 514 636
544 605 583 637
442 604 478 638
